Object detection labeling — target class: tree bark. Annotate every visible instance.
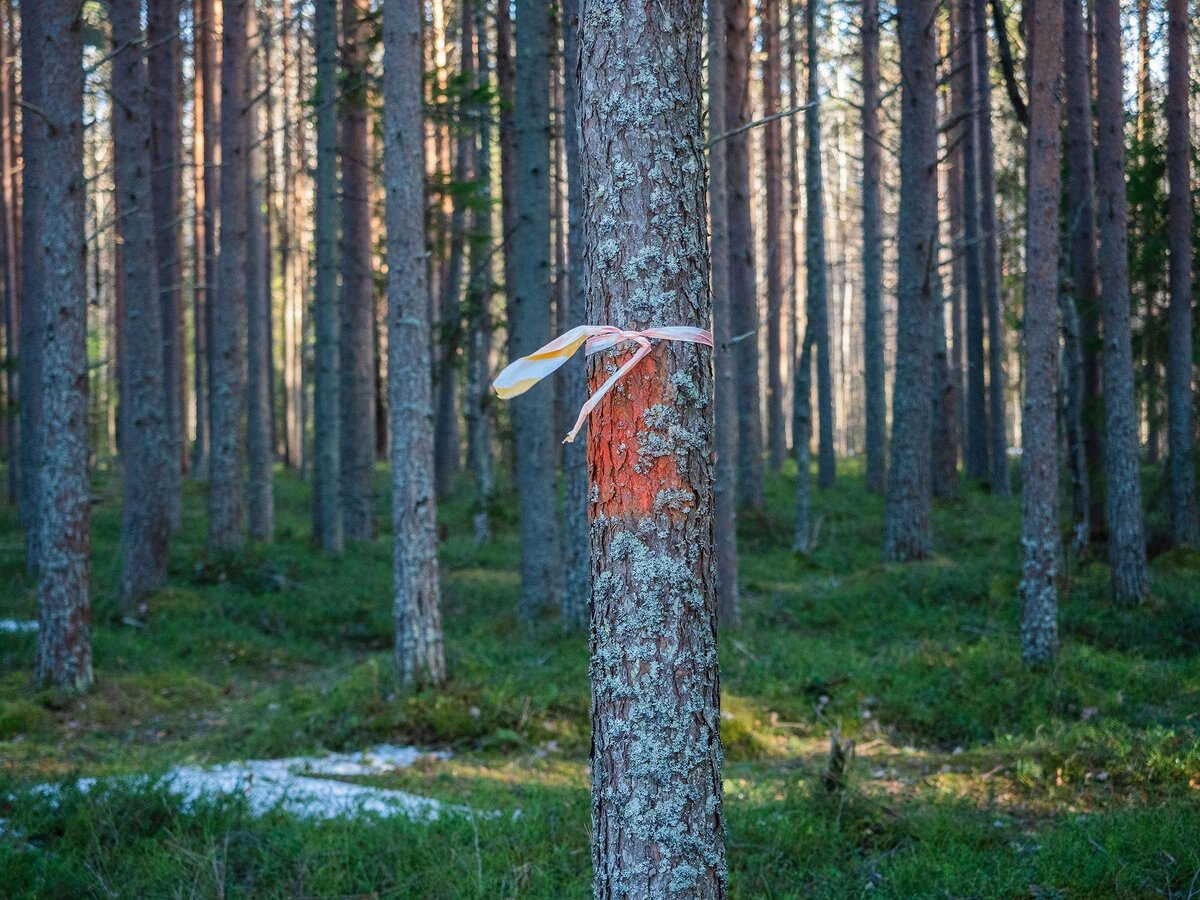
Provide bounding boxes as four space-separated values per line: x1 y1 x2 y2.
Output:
762 0 785 474
208 0 250 552
726 0 763 508
806 0 835 490
794 324 814 552
579 0 727 892
1059 281 1089 554
340 0 377 540
512 0 559 620
976 0 1009 495
0 0 18 506
1062 0 1099 546
709 0 740 626
30 0 93 691
1165 0 1197 547
1019 0 1062 667
112 0 172 609
192 0 218 479
1094 0 1150 605
861 0 885 494
312 0 342 552
883 0 936 563
931 260 958 498
384 0 446 689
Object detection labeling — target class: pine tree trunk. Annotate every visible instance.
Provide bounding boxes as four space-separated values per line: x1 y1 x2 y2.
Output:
726 0 763 508
709 0 740 626
30 0 93 691
340 0 377 539
1059 284 1089 554
1062 0 1101 543
209 0 250 552
794 325 814 552
861 0 885 494
192 0 218 479
883 0 936 563
580 1 727 891
975 0 1009 495
384 0 446 690
512 0 559 620
762 0 786 474
1019 0 1063 666
931 262 958 498
0 0 18 506
246 28 274 542
312 0 342 552
1094 0 1150 605
1165 0 1198 547
112 0 172 609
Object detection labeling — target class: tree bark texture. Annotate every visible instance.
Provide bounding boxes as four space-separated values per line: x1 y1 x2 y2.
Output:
580 1 727 893
862 0 885 494
192 0 218 479
762 0 786 474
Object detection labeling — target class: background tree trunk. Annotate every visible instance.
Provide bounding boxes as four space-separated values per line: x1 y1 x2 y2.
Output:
861 0 885 494
512 0 559 620
794 325 814 552
1094 0 1149 606
384 0 445 689
1019 0 1062 667
579 0 727 891
883 0 936 563
762 0 786 474
31 0 93 691
340 0 377 540
192 0 218 479
112 0 172 608
312 0 342 553
1165 0 1197 547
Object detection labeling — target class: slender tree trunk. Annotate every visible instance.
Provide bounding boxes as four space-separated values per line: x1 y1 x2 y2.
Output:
0 0 17 506
975 0 1009 495
1060 281 1089 554
726 0 763 508
762 0 785 474
1019 0 1063 666
30 0 93 691
806 0 835 490
246 27 274 542
794 325 814 551
280 0 302 471
931 260 958 498
883 0 936 563
496 0 517 360
1165 0 1197 547
513 0 559 620
312 0 342 552
861 0 885 494
384 0 446 689
1062 0 1098 547
208 0 250 551
112 0 172 609
192 0 217 479
710 0 740 625
580 1 727 891
148 0 184 525
1094 0 1149 605
559 0 588 629
340 0 377 539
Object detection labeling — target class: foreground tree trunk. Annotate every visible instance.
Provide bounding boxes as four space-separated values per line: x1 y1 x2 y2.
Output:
209 0 250 552
1019 0 1063 666
1165 0 1197 547
512 0 559 619
709 0 740 625
861 0 885 494
384 0 446 689
31 0 93 691
312 0 342 553
883 0 936 562
580 1 726 892
112 0 172 609
726 0 763 508
340 0 377 540
1094 0 1150 605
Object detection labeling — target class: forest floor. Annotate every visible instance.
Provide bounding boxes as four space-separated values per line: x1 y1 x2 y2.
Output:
1 459 1199 898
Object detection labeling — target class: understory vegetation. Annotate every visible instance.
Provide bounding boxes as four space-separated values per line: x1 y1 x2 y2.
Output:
2 461 1198 898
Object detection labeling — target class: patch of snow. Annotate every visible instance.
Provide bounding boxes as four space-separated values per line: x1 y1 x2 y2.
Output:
0 620 37 633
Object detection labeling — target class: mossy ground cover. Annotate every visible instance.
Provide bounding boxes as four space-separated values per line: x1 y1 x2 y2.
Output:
1 460 1197 897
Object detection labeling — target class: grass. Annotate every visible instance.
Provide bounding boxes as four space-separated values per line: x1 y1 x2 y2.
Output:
1 458 1198 898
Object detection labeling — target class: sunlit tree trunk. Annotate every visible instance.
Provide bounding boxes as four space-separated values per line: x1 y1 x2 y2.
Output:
861 0 885 494
192 0 218 479
883 0 936 563
1094 0 1149 606
762 0 785 474
0 0 18 505
1019 0 1063 666
384 0 446 689
30 0 93 691
112 0 172 608
580 0 727 891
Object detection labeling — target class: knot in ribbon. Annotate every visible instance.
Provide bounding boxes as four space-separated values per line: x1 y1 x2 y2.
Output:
492 324 713 443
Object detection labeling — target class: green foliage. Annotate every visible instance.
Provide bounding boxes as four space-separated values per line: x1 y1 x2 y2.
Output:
0 460 1197 896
